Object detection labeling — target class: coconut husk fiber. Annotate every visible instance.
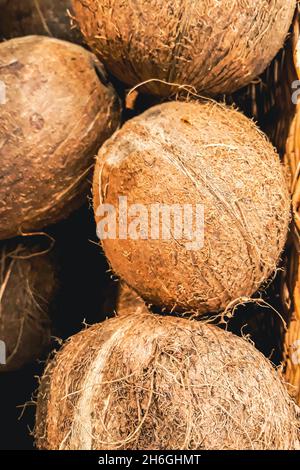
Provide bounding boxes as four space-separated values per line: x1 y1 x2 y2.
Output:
35 312 300 450
231 9 297 162
93 100 290 316
0 35 121 240
116 283 149 317
72 0 296 97
0 0 83 44
0 238 57 372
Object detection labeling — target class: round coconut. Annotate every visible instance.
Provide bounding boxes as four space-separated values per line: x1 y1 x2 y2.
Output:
93 101 290 315
72 0 296 97
0 36 121 240
0 0 83 44
35 312 300 450
116 283 148 317
0 239 57 372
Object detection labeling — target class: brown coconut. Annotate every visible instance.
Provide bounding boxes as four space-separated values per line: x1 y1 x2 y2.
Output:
93 101 290 315
35 312 300 450
0 239 57 372
72 0 296 97
0 35 121 240
116 283 148 317
0 0 83 44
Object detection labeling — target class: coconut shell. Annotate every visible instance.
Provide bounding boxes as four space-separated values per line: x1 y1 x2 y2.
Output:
0 239 57 372
93 101 290 315
35 312 300 450
72 0 296 97
0 0 83 44
0 36 121 240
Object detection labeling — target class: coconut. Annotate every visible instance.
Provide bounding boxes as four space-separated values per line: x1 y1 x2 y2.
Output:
72 0 296 97
0 36 121 240
93 101 290 315
116 283 148 317
0 239 57 372
35 312 300 450
0 0 83 44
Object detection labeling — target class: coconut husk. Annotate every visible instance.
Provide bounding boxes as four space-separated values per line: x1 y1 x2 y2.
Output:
35 311 300 450
0 0 83 44
0 238 57 372
116 283 149 317
0 35 121 240
232 10 297 162
72 0 296 97
93 100 290 315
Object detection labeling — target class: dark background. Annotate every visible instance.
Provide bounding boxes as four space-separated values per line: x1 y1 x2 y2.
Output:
0 205 118 450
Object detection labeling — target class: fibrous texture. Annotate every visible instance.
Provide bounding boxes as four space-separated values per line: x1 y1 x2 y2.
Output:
0 35 121 240
0 239 57 372
72 0 296 96
0 0 83 44
35 313 300 450
93 101 290 315
116 283 148 317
